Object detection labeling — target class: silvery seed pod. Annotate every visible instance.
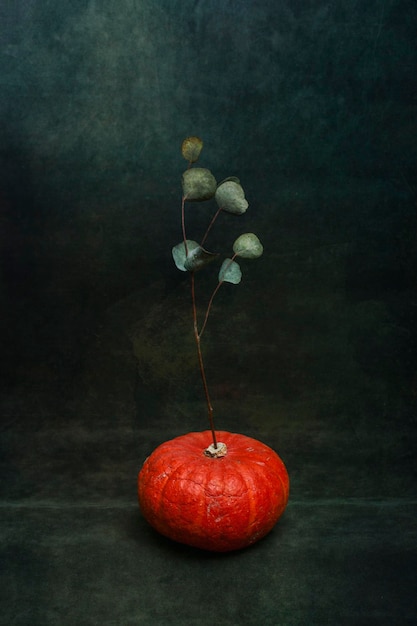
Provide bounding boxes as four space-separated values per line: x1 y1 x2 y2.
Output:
182 168 217 201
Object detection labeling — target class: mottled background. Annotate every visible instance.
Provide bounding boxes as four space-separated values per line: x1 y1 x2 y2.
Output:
1 1 417 624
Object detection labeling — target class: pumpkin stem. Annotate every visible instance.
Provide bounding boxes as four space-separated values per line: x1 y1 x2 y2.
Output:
191 272 218 448
204 442 227 458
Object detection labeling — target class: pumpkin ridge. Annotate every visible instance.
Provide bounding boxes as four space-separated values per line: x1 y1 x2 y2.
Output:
274 467 290 505
242 460 276 536
156 459 213 536
230 464 256 533
157 458 199 505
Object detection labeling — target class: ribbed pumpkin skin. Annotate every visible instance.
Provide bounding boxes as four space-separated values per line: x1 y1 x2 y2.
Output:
138 430 289 552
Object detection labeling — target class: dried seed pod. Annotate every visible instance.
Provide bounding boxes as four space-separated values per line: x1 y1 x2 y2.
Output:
182 168 217 201
181 136 203 163
233 233 264 259
215 180 248 214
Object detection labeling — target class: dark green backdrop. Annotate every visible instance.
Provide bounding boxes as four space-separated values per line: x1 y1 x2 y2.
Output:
1 1 416 624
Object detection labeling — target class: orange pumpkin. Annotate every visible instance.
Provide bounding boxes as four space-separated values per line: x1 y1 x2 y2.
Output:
138 430 289 552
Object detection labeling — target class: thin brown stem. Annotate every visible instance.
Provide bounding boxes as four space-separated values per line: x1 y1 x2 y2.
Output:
181 195 188 256
199 253 238 338
201 207 222 246
191 272 217 448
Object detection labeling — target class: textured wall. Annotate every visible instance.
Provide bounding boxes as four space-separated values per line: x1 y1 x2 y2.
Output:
2 0 416 188
1 0 416 409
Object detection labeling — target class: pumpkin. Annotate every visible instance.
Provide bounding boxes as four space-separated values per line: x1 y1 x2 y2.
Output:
138 430 289 552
